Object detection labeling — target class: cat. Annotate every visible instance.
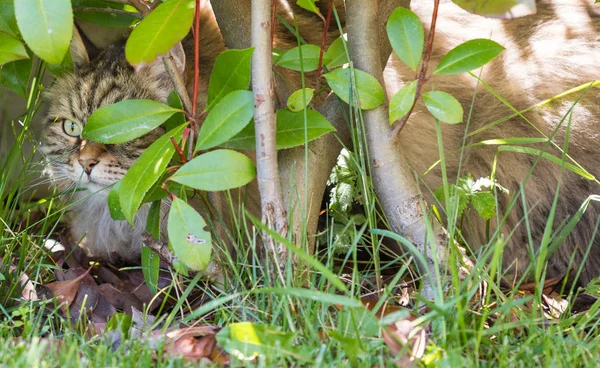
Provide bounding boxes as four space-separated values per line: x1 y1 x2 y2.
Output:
40 0 600 285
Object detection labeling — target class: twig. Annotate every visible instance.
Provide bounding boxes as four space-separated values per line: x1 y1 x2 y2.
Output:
104 0 131 4
271 0 277 46
128 0 151 15
346 0 448 302
251 0 289 271
390 0 441 140
192 0 201 118
161 51 195 118
316 1 334 81
72 7 143 18
142 231 174 267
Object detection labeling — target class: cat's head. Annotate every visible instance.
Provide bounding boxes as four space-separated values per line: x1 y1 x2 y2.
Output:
40 29 186 195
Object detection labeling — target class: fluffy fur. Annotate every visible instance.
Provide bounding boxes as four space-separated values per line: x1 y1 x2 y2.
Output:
40 0 600 283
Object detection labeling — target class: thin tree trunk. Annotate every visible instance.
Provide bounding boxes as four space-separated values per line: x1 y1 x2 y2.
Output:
346 0 446 300
251 0 289 267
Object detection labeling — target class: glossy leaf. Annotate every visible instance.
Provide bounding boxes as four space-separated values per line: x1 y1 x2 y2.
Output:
120 125 186 224
275 109 336 149
324 35 348 69
222 110 336 150
296 0 321 15
276 44 324 72
72 0 137 28
389 81 416 123
170 150 256 191
422 90 463 124
324 67 384 110
435 39 504 75
452 0 536 19
83 100 180 144
386 7 424 71
146 200 161 240
195 90 254 150
168 197 212 272
206 48 254 111
125 0 195 66
217 322 301 362
0 32 28 65
0 0 19 37
164 91 186 132
141 246 160 295
14 0 73 64
287 88 315 112
108 181 126 221
0 58 31 98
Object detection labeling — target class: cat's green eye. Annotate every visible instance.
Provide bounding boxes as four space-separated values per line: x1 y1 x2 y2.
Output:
62 120 82 137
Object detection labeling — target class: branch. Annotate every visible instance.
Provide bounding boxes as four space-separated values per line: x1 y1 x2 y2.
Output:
390 0 440 140
142 232 174 267
251 0 289 268
128 0 151 15
72 7 143 18
346 0 447 301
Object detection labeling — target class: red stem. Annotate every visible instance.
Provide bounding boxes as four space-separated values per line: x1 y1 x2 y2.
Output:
391 0 440 141
170 136 187 163
192 0 200 120
316 1 334 80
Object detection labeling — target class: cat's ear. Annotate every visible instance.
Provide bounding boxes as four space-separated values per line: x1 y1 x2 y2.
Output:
70 25 100 68
139 42 187 79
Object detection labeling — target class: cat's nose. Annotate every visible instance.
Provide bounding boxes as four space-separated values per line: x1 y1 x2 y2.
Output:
78 158 98 175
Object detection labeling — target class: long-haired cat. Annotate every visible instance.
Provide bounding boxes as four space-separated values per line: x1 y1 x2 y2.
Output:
41 0 600 284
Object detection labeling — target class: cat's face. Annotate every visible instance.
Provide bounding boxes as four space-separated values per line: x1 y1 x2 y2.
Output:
41 45 171 194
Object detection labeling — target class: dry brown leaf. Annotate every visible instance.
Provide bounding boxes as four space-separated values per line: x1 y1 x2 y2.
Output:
46 267 92 313
382 315 429 368
98 283 143 313
162 326 228 364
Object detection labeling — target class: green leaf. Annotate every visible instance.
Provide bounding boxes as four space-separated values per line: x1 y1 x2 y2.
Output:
471 191 496 220
498 146 596 180
276 44 324 72
222 109 336 150
435 39 504 75
286 88 315 112
108 181 127 221
141 246 160 295
0 58 31 98
206 48 254 111
275 109 335 149
389 81 416 124
452 0 529 18
217 322 303 362
195 90 254 151
170 150 256 191
168 197 212 272
72 0 137 28
120 125 186 224
324 67 384 110
0 32 28 65
0 0 19 38
422 90 463 124
146 200 161 239
83 100 180 144
296 0 321 15
125 0 195 66
324 35 348 69
164 91 186 132
14 0 72 64
386 7 424 72
219 122 256 150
